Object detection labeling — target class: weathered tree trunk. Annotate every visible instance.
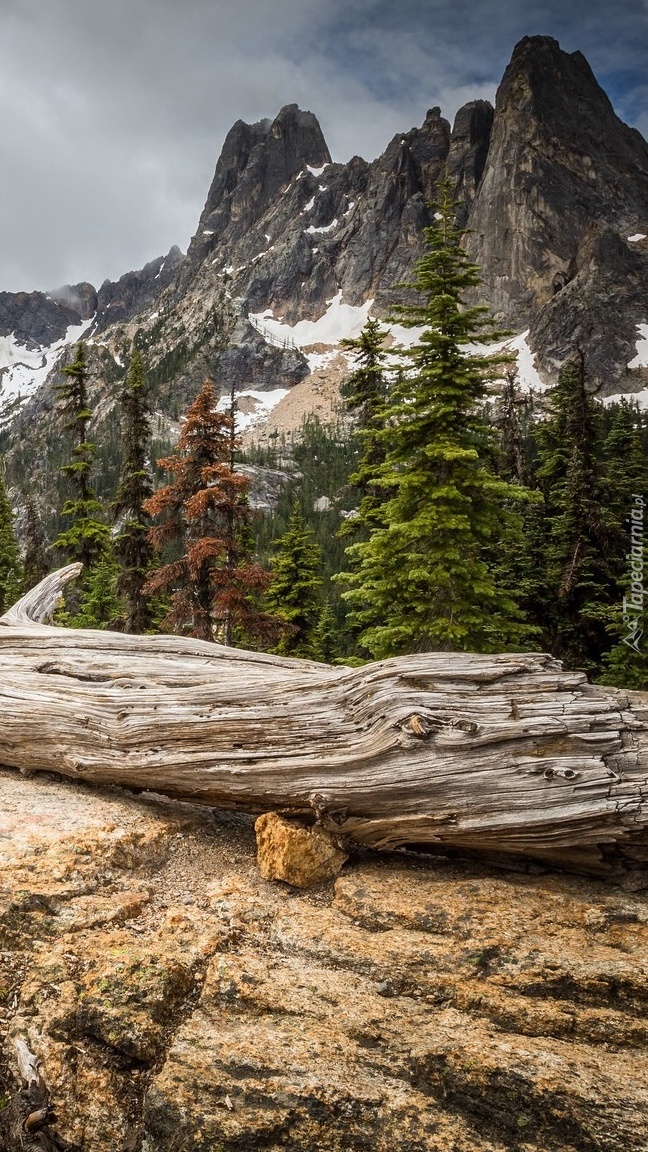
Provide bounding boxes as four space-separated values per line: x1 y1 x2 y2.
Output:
1 565 647 881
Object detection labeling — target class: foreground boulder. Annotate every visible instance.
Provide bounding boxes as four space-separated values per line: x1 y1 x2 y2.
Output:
255 812 349 887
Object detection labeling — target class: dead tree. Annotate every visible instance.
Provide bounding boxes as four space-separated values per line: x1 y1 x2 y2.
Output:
1 565 647 881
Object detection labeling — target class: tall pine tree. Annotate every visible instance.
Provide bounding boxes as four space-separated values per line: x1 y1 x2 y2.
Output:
534 355 619 674
113 348 155 632
144 379 277 646
265 507 323 658
597 401 648 688
338 172 534 657
339 317 389 537
0 466 23 613
22 495 49 589
52 342 110 571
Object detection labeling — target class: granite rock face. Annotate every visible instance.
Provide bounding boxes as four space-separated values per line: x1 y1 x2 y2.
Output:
465 36 648 386
0 767 647 1152
0 291 82 346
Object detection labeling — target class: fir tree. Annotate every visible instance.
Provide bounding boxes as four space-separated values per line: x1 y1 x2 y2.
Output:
0 467 23 613
144 379 277 646
22 496 49 589
52 342 111 571
265 507 323 658
73 552 124 629
311 600 341 663
339 317 389 538
113 348 155 632
340 318 388 430
338 172 534 657
597 403 648 688
534 355 620 674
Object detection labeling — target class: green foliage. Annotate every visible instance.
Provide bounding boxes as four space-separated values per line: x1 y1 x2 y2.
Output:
69 552 124 630
533 356 621 675
0 467 23 613
265 507 324 657
52 342 111 572
113 348 156 632
337 172 535 658
311 600 343 663
242 416 361 656
22 495 50 590
338 317 390 543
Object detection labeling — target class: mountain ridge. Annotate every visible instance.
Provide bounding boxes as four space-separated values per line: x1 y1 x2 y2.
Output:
1 35 647 507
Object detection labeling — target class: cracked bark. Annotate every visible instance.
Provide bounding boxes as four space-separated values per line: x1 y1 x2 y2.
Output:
0 565 647 882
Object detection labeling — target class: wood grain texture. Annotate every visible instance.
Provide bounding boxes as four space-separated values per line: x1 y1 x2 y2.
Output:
1 565 647 879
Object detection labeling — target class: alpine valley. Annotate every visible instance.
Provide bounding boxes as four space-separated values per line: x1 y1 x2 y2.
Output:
1 34 648 520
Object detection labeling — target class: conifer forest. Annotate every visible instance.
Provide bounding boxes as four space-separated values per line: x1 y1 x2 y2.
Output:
1 182 646 691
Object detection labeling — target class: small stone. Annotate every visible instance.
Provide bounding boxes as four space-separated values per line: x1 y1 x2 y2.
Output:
584 907 609 931
254 813 348 889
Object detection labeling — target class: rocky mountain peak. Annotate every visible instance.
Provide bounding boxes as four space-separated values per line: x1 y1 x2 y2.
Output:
448 99 494 218
464 35 648 385
49 281 98 321
189 104 331 261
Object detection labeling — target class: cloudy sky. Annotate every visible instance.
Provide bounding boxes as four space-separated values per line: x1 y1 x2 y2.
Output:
1 0 646 294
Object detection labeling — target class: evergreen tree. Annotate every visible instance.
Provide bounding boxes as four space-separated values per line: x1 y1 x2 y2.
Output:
339 317 389 538
22 496 50 589
72 552 124 630
0 468 23 613
491 367 535 487
534 355 620 674
113 348 155 632
338 172 534 657
52 342 111 571
144 379 277 646
597 403 648 688
340 318 388 430
265 507 323 657
311 600 342 663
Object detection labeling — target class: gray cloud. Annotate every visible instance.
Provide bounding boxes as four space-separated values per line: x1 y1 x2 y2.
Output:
0 0 645 293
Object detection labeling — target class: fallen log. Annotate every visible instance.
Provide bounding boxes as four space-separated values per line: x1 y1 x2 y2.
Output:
1 565 647 881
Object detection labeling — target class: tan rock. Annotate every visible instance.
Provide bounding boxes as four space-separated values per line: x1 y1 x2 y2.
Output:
254 812 348 888
1 768 648 1152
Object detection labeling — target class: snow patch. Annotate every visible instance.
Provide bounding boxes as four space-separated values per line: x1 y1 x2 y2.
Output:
628 323 648 369
217 388 289 433
603 390 648 410
305 219 338 235
386 322 427 349
305 349 343 373
302 196 316 213
307 164 328 177
0 316 94 424
251 246 275 263
249 292 374 350
387 325 547 391
628 233 646 242
504 331 548 392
